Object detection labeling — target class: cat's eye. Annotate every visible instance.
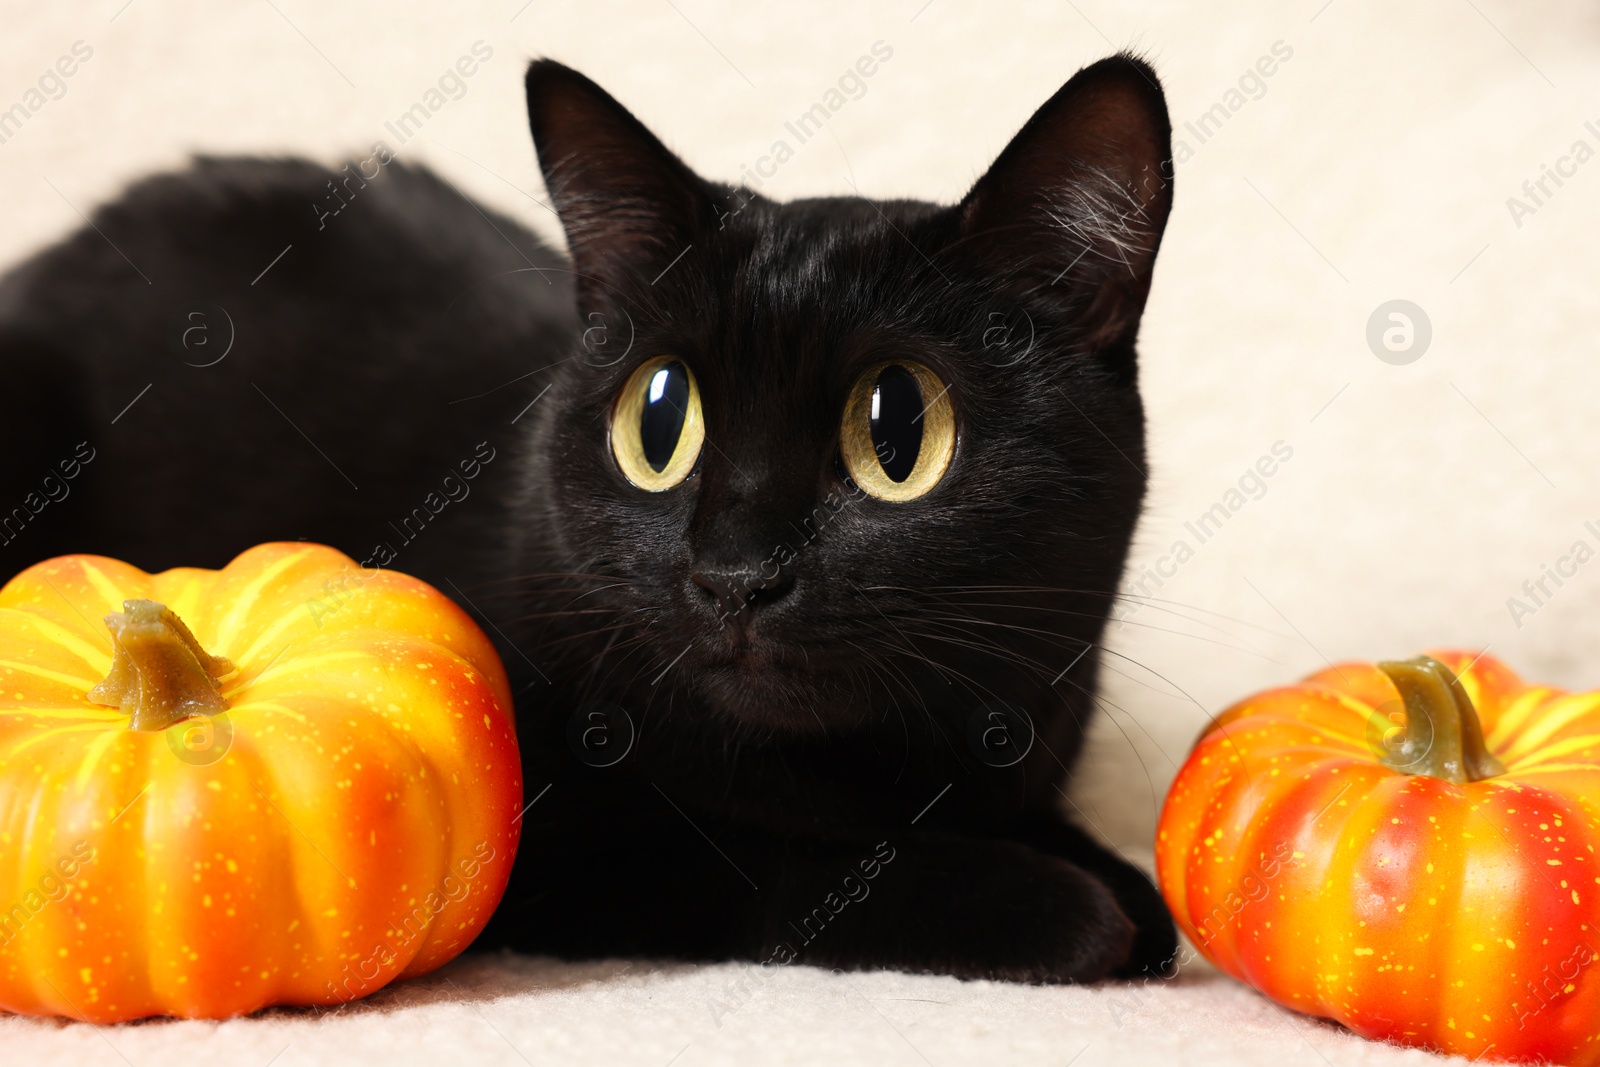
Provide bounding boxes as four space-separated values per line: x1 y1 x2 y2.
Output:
839 361 955 501
611 356 705 491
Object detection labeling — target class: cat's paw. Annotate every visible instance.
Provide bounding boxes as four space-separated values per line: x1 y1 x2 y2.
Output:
942 844 1138 984
1007 812 1178 979
1105 866 1179 980
778 837 1136 984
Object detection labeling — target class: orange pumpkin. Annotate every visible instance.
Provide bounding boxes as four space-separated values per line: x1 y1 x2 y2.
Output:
0 543 522 1022
1157 651 1600 1064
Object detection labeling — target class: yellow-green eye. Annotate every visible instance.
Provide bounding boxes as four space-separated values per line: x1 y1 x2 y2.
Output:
840 361 955 501
611 357 705 491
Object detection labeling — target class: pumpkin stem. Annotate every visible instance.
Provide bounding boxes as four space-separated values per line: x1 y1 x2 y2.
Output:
1375 655 1505 783
88 599 234 732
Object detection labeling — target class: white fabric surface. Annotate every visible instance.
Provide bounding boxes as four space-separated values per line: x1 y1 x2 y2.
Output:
3 0 1595 1062
0 952 1476 1067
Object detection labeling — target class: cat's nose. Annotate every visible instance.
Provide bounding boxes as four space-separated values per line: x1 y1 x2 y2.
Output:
691 568 794 629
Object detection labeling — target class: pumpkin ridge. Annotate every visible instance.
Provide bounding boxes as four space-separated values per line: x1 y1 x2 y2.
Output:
225 700 308 723
224 649 370 696
1502 693 1600 759
0 708 123 721
1485 686 1558 749
1292 769 1399 1023
3 721 115 762
228 604 316 667
74 560 140 616
1504 732 1600 770
0 659 96 692
72 727 124 793
206 549 314 658
234 699 459 996
161 576 205 627
1508 761 1600 780
3 611 111 674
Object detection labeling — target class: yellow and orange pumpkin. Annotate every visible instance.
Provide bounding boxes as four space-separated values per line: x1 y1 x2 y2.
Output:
1157 651 1600 1064
0 543 521 1022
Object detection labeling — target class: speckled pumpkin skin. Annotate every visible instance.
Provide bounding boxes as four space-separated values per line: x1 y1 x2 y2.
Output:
0 543 521 1022
1157 651 1600 1065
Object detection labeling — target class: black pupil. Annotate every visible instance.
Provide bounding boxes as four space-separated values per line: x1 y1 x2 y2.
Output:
870 365 924 483
639 362 690 472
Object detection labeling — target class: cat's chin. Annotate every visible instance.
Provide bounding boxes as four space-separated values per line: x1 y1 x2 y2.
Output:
690 661 864 733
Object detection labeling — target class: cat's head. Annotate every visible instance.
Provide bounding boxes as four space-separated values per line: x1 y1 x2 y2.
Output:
516 56 1172 738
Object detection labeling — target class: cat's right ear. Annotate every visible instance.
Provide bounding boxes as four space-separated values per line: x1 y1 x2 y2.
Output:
525 60 712 312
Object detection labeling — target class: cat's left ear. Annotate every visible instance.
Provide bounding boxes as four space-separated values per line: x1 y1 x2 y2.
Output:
956 53 1173 359
525 59 713 312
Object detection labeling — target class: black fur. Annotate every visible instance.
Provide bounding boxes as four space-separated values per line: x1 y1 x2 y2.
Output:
0 54 1176 983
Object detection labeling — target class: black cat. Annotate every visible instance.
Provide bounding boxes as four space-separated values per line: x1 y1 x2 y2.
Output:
0 53 1176 982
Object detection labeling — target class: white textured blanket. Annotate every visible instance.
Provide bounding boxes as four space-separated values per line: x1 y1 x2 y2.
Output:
0 952 1471 1067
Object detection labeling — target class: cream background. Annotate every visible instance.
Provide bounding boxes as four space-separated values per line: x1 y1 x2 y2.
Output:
3 1 1597 1063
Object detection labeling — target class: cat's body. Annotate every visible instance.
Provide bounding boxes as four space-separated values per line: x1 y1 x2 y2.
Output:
0 156 568 586
0 56 1178 982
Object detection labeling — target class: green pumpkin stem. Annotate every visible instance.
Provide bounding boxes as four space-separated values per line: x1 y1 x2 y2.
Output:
88 599 234 732
1375 655 1505 783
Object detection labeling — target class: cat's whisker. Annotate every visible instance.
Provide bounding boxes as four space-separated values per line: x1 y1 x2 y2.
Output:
888 580 1282 661
573 627 646 685
504 608 623 622
864 620 960 713
899 616 1172 809
912 598 1270 661
1050 666 1182 775
1083 643 1241 735
904 607 1221 729
1055 675 1175 820
913 596 1276 661
454 572 629 603
856 660 920 768
581 625 661 702
903 583 1289 640
849 625 961 749
869 583 1266 644
915 612 1096 660
474 570 625 587
563 583 637 604
530 622 639 651
866 623 1030 740
900 622 1059 681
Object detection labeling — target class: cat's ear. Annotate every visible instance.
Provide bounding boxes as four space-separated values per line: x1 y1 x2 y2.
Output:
524 60 712 310
956 54 1173 360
